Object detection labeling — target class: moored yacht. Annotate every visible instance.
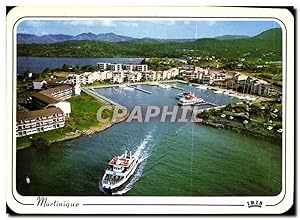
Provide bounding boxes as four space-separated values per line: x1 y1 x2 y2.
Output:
178 93 204 106
214 90 223 94
102 151 139 193
176 92 194 99
158 84 171 89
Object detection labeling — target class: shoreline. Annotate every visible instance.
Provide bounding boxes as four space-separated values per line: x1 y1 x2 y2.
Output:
197 119 282 145
17 80 274 150
17 111 130 151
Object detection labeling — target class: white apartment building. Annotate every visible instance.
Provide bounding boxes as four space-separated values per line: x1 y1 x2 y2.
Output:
99 71 113 81
16 107 65 137
128 72 142 82
97 62 148 72
240 77 271 96
66 74 81 85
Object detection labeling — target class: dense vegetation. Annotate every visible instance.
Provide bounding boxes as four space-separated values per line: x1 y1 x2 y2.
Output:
197 100 282 144
17 28 282 62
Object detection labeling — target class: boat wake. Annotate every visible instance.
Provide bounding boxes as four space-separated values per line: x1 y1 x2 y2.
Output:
100 131 154 195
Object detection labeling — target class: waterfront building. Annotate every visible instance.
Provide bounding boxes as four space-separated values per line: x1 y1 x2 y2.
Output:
233 72 248 83
32 79 48 90
99 71 113 81
201 74 214 85
128 71 142 82
31 85 73 116
97 62 148 72
136 64 148 72
145 71 157 81
179 66 207 81
16 107 65 137
239 77 271 96
39 85 73 101
66 74 81 85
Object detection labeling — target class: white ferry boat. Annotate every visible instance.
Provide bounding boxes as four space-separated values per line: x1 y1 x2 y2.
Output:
102 151 139 193
178 93 204 106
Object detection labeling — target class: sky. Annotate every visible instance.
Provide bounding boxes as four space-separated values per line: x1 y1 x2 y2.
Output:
17 20 281 39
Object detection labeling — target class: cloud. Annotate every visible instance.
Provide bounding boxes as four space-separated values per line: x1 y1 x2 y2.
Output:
149 20 176 26
60 20 116 27
120 22 138 27
99 20 116 27
207 21 216 26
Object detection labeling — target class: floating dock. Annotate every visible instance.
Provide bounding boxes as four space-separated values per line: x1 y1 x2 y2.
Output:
203 101 218 107
133 87 152 94
171 85 184 91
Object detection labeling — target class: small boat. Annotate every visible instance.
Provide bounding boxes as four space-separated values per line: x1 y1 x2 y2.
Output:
102 151 140 193
158 84 171 89
214 90 223 94
26 176 30 184
178 93 204 106
197 85 207 90
123 86 135 91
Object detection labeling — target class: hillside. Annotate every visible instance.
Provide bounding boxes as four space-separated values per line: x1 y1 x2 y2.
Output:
17 28 282 61
214 35 250 40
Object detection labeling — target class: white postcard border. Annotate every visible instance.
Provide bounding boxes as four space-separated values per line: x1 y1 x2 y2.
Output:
6 6 294 214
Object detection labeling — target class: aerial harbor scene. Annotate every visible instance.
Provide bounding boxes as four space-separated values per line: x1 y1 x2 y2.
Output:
16 20 283 196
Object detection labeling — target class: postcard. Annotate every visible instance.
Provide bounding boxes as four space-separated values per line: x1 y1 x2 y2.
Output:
6 6 295 214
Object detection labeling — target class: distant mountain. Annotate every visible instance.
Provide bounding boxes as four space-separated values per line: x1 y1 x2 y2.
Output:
214 35 250 40
17 28 282 62
17 33 72 44
17 28 281 44
17 32 136 44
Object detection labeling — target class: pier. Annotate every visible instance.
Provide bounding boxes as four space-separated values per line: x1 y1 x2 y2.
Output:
133 87 152 94
171 85 184 91
82 88 125 108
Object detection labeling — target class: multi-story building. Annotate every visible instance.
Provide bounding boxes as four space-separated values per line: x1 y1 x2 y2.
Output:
99 71 113 81
16 107 65 137
239 77 271 96
233 72 248 83
66 74 81 85
39 85 73 101
136 65 148 72
128 72 142 82
97 62 148 72
31 85 73 116
146 71 157 81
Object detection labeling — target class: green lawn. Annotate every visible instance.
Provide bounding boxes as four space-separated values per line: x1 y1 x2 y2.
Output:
17 93 113 149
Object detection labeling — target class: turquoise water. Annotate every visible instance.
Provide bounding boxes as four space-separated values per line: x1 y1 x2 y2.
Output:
16 83 282 196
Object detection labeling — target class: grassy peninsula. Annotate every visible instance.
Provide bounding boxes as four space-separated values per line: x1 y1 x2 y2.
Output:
17 92 115 149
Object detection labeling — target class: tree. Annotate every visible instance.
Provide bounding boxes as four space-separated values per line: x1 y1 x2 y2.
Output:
30 138 49 150
62 63 70 71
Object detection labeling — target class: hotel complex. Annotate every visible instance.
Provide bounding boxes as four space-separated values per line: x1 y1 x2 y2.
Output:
16 107 65 137
16 84 80 137
17 61 272 138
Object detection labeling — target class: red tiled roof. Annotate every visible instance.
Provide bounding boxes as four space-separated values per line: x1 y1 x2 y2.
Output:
39 84 72 96
17 107 64 121
31 92 60 104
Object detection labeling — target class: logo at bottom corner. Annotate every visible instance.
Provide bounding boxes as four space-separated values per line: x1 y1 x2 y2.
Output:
247 200 263 208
